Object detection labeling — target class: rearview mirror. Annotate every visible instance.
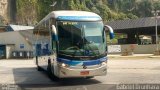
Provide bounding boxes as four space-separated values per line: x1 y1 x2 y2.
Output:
104 25 114 39
51 25 58 41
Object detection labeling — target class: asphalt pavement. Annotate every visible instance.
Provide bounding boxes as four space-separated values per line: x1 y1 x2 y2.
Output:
0 57 160 90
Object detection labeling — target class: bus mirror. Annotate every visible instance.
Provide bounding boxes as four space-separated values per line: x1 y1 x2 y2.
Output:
104 25 114 39
51 25 58 41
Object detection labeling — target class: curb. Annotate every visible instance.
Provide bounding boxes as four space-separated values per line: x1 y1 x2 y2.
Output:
108 55 160 58
149 56 160 58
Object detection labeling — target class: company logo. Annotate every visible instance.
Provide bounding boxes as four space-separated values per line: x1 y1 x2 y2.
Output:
83 65 87 69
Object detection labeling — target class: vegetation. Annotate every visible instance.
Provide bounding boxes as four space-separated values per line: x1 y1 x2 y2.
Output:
16 0 37 25
16 0 160 25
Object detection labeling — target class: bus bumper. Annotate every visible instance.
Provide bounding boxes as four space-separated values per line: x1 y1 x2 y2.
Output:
57 64 107 78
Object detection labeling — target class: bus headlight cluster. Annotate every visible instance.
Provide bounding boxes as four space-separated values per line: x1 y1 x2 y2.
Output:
61 63 69 67
62 63 66 67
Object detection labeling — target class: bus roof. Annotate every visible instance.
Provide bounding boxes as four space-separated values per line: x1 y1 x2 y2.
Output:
53 11 101 18
37 11 102 26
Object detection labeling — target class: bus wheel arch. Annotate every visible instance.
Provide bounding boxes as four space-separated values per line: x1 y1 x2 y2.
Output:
47 59 59 81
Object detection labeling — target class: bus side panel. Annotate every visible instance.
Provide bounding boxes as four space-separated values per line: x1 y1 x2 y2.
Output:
34 18 54 71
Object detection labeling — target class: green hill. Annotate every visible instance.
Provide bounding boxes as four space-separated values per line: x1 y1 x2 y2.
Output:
16 0 160 25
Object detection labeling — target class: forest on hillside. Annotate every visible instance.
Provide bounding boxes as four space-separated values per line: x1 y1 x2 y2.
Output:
16 0 160 25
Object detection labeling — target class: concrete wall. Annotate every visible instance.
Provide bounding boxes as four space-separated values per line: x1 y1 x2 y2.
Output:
108 44 160 54
6 45 15 59
0 31 33 51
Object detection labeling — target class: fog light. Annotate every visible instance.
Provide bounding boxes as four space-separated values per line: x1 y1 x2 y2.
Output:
102 61 107 65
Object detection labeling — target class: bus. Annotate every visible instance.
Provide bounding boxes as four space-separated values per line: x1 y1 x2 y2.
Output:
34 11 114 80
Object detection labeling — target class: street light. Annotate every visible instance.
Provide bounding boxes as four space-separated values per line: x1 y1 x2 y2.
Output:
152 10 160 53
50 1 57 10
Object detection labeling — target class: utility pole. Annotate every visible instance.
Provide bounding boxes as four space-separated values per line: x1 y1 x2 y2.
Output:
152 10 160 54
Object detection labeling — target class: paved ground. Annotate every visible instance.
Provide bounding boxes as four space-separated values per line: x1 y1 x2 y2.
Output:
102 57 160 84
0 59 54 84
0 57 160 90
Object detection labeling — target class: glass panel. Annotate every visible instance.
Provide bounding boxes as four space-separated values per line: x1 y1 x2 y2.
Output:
57 21 106 59
34 20 52 56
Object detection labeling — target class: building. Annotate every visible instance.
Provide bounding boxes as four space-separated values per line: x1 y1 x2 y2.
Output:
106 17 160 54
0 25 34 59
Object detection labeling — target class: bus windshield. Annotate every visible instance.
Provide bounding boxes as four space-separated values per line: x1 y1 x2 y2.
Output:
57 21 106 59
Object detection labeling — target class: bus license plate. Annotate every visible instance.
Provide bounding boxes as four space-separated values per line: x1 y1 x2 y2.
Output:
80 71 89 75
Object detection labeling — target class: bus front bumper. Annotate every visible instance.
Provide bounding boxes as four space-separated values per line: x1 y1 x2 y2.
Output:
57 64 107 78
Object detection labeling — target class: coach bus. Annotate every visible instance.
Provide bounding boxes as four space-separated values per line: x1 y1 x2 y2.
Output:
34 11 114 80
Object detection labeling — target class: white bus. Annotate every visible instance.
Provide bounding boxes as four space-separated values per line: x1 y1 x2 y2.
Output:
34 11 114 80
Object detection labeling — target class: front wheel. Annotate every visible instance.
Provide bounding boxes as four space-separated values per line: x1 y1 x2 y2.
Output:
37 66 43 71
47 63 59 81
36 57 42 71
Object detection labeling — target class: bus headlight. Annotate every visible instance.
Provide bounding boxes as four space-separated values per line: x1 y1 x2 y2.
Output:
61 63 69 67
62 63 66 67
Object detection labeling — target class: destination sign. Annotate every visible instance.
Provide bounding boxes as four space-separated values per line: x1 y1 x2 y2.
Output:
62 22 78 25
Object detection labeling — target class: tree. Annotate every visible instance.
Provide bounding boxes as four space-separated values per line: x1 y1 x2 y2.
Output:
135 0 153 17
16 0 37 25
153 1 160 10
16 0 160 25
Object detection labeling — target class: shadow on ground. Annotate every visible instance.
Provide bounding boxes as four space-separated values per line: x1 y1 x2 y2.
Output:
12 67 105 89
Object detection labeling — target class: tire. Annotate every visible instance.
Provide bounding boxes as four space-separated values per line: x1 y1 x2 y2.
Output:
37 66 43 71
35 56 38 65
36 57 42 71
47 63 59 81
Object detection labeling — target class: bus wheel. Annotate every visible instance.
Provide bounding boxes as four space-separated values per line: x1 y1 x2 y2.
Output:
37 66 43 71
36 58 42 71
35 56 38 65
47 63 59 81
